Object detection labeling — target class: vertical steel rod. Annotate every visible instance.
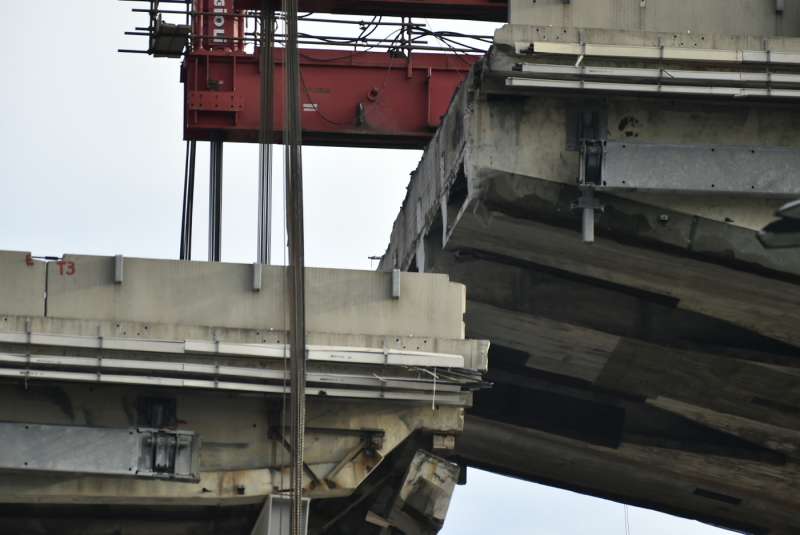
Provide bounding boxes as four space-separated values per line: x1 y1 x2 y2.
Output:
209 138 224 262
283 0 308 531
581 188 596 244
258 146 273 264
582 204 596 243
180 140 197 260
258 5 275 266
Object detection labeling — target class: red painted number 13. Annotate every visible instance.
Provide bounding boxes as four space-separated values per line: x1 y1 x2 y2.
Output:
57 260 76 276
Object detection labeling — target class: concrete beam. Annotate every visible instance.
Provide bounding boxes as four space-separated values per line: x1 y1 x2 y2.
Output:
448 203 800 347
468 301 800 429
430 250 769 351
458 416 800 535
648 397 800 455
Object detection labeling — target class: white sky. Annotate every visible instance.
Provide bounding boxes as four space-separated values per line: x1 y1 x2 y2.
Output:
0 2 734 534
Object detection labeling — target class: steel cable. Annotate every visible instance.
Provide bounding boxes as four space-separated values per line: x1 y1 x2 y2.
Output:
281 0 308 532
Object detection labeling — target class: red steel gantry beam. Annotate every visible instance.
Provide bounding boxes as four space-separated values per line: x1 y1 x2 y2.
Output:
235 0 507 21
184 48 480 148
183 0 485 148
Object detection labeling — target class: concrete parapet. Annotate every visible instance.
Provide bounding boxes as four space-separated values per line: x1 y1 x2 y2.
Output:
509 0 800 37
0 254 467 340
0 251 45 317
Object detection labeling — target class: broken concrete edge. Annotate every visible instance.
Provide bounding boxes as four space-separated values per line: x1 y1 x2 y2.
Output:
379 54 800 282
379 57 485 273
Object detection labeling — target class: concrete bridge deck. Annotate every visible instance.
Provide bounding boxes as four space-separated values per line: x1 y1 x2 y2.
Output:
0 251 489 534
380 27 800 535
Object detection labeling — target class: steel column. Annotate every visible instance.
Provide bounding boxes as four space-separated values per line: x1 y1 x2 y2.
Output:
258 5 275 265
180 140 197 260
209 138 224 262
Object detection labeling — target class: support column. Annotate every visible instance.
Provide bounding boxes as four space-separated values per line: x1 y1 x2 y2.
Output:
180 140 196 260
258 144 273 265
209 138 224 262
257 5 275 266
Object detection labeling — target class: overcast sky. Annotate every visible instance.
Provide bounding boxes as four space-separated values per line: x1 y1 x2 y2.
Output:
0 3 735 534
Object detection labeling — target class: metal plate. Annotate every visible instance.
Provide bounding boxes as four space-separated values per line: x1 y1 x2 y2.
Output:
189 91 245 112
593 141 800 196
0 422 198 481
251 495 310 535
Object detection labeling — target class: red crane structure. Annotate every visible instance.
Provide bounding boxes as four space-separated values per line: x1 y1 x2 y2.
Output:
185 46 479 147
132 0 497 146
123 5 499 531
238 0 506 20
123 0 500 263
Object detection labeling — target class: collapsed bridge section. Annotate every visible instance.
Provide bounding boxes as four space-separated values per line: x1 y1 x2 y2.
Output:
381 23 800 535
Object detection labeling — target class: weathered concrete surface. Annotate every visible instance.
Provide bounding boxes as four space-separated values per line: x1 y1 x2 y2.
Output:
0 253 488 534
470 93 800 228
488 25 800 229
0 314 488 372
33 254 465 339
450 204 800 347
510 0 800 37
497 23 800 53
458 416 800 535
0 381 462 503
487 28 800 229
0 251 46 317
381 26 800 535
384 41 800 276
